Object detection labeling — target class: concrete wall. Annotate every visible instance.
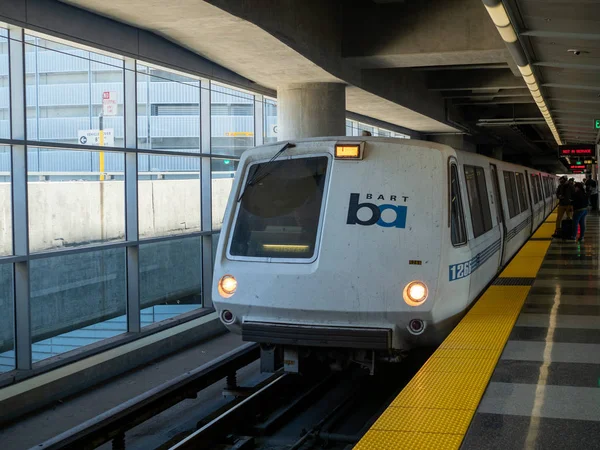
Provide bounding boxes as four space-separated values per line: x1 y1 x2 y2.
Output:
0 178 234 352
0 178 233 253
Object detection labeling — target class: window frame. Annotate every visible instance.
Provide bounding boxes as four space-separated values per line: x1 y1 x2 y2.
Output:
464 164 493 239
503 170 520 219
530 174 540 205
448 159 468 247
536 176 543 204
226 153 332 264
515 172 529 213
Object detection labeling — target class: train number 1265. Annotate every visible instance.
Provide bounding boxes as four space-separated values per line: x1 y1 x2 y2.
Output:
449 261 472 281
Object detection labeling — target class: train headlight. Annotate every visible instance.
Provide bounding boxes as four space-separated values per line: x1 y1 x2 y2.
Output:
218 275 237 298
403 281 428 306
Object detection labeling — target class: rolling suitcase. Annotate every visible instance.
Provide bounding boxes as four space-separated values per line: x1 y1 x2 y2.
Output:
561 218 574 239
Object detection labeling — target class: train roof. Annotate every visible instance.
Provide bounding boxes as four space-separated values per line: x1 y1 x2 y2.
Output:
250 136 556 176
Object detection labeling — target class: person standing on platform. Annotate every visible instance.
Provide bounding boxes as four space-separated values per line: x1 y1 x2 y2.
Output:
571 182 588 242
586 177 598 213
553 176 574 238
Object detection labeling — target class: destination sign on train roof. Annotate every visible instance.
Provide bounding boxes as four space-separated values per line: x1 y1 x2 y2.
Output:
559 145 595 157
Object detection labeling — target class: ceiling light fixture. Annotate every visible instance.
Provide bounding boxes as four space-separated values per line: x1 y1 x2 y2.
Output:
481 0 562 145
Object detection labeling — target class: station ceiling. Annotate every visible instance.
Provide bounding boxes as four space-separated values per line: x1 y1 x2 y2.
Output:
506 0 600 146
60 0 599 171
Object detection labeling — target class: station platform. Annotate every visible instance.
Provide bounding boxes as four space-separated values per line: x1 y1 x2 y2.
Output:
357 210 600 450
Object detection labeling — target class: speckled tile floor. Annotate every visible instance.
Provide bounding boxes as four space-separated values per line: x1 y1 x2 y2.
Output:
461 213 600 450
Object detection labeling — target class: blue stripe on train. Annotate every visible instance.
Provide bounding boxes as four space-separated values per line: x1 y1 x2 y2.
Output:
448 215 536 282
449 238 501 282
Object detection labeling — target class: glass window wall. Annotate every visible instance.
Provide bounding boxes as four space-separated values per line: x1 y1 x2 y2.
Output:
25 35 125 147
0 25 416 374
30 247 127 363
0 28 9 139
27 148 125 252
140 236 202 327
138 154 201 239
345 119 409 139
212 158 238 231
264 98 277 144
0 145 10 256
0 263 14 372
211 83 254 156
137 65 200 153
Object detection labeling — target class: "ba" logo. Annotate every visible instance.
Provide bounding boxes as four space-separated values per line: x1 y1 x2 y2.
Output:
346 193 407 228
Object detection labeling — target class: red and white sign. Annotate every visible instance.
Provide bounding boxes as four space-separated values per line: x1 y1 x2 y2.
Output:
102 91 118 116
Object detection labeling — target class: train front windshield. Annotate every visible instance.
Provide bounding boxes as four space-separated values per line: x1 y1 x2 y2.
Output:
229 156 328 260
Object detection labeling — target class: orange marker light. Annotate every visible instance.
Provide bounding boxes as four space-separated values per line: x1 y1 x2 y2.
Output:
335 144 362 159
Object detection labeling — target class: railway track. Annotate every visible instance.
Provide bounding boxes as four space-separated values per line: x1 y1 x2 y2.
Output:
33 344 433 450
169 348 433 450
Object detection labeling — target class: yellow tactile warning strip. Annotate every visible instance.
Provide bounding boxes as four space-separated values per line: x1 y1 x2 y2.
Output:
355 232 553 449
545 212 558 223
532 222 555 239
499 241 551 278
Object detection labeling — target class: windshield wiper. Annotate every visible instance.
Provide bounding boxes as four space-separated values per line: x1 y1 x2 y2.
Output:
237 142 296 202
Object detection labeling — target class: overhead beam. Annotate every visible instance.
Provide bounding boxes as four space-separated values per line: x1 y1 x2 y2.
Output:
544 83 600 92
342 0 508 68
453 96 534 105
428 69 525 91
477 120 546 126
556 118 598 125
414 63 509 71
535 62 600 71
520 30 600 41
201 0 456 131
460 103 542 120
561 130 598 134
551 109 600 116
556 123 598 130
550 99 600 106
442 88 530 98
557 127 598 133
560 133 598 138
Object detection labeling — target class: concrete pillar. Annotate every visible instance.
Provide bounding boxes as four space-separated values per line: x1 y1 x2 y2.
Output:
277 83 346 141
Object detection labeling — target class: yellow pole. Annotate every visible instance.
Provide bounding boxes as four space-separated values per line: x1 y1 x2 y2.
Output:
99 129 105 181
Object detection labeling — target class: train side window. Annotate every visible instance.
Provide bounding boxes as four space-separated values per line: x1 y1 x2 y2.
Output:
450 163 467 246
515 172 529 212
464 165 493 238
542 177 547 198
536 176 544 201
541 177 546 199
475 167 493 232
503 171 520 218
530 174 540 204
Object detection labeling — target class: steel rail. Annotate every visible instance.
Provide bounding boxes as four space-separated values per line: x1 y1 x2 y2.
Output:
31 342 260 450
170 372 289 450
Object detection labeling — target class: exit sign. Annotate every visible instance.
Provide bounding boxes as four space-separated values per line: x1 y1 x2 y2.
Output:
596 119 600 129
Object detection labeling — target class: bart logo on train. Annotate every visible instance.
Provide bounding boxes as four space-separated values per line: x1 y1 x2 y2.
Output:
346 193 408 228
